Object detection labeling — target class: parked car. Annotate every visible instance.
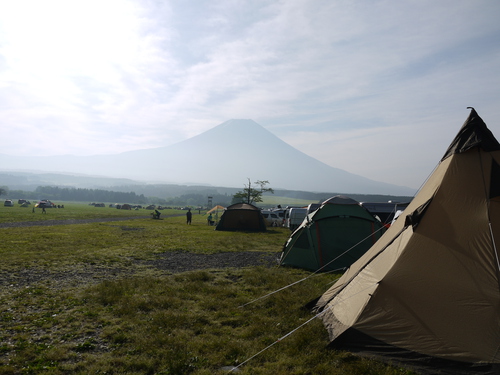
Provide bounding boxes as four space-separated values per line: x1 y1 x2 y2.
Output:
285 207 308 231
4 199 14 207
261 210 281 226
273 209 285 225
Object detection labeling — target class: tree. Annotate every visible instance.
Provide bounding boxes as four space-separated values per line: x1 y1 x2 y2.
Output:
0 187 7 196
232 179 274 205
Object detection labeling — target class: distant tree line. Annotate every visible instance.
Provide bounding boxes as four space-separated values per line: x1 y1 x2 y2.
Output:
110 184 234 207
3 186 233 207
2 180 412 207
30 186 147 204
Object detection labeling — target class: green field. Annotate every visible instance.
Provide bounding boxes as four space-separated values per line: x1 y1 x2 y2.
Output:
0 203 415 374
0 202 171 224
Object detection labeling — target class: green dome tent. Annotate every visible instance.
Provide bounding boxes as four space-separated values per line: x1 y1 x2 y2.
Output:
279 196 385 272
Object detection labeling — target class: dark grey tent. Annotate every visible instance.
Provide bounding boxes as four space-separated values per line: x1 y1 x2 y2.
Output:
215 203 267 232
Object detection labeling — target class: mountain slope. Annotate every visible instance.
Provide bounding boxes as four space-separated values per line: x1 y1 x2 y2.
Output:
0 119 416 195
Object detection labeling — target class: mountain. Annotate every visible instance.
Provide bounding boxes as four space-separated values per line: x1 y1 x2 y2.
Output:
0 119 416 195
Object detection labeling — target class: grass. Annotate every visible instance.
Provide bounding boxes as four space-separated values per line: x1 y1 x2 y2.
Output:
0 202 175 224
0 209 286 272
0 203 416 374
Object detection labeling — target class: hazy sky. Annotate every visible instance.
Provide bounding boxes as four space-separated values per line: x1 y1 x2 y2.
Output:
1 0 499 189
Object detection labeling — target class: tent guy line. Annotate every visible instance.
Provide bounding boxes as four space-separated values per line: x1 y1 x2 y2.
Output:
280 196 389 272
229 305 329 373
315 108 500 370
237 269 343 309
230 281 379 373
280 218 388 273
235 108 500 372
238 206 389 309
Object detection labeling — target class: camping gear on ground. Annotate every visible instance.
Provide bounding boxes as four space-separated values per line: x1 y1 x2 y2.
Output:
207 205 225 213
280 196 385 272
207 205 225 225
215 203 267 232
314 108 500 374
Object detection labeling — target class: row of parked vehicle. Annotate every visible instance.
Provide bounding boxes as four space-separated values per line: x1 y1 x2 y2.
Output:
262 200 409 231
3 199 31 207
4 199 56 208
282 204 321 231
261 204 320 229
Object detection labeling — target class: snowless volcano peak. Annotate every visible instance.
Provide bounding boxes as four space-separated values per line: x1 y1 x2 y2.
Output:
220 119 256 127
201 119 267 137
197 119 284 146
0 118 417 195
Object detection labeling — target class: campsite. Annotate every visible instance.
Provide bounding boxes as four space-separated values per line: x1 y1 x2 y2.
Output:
2 108 500 374
0 202 414 374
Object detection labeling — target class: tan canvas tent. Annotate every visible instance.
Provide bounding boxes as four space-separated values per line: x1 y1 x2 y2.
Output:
315 109 500 374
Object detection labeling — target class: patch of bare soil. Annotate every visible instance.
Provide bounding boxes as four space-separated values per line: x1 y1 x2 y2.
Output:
0 217 281 289
0 251 280 289
143 250 280 273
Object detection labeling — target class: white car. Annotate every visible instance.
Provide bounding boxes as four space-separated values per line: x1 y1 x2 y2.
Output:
261 210 281 226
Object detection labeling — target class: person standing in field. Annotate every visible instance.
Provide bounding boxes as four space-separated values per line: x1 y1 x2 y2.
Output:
186 209 192 225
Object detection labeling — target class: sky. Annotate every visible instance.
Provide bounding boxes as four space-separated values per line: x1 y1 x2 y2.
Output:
1 0 499 190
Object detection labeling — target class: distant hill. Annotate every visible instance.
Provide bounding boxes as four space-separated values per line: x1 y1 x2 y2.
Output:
0 119 416 195
0 171 414 207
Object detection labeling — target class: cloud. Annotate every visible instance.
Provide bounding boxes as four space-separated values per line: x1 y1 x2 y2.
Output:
0 0 499 189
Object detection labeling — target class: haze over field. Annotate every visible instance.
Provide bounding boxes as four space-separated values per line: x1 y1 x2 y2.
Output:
0 119 416 195
1 1 499 189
